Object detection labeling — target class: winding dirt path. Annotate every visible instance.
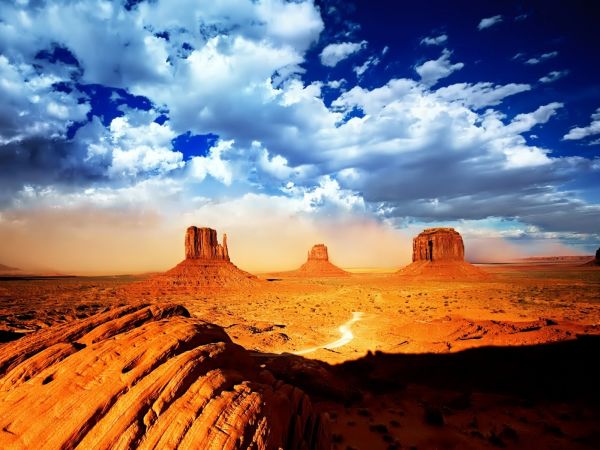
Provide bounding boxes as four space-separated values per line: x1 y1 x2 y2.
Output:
293 312 364 355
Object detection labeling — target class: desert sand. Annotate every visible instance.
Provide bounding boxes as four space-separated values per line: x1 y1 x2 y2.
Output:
0 227 599 449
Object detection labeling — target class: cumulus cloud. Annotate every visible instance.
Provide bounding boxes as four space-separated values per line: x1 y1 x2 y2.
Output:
478 15 503 30
320 41 367 67
0 0 599 270
414 49 464 86
420 34 448 46
563 108 600 141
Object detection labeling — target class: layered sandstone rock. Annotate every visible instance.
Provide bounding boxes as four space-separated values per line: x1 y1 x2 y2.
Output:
291 244 349 277
185 226 229 261
412 228 464 262
0 304 330 450
133 227 258 291
399 228 488 280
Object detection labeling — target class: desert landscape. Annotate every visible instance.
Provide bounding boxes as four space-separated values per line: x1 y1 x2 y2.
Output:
1 1 600 449
1 226 599 449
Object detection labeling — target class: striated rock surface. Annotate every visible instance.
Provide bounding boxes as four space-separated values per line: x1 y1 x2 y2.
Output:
185 226 229 261
292 244 349 277
412 228 464 262
307 244 329 261
132 227 258 292
399 228 488 280
0 304 330 450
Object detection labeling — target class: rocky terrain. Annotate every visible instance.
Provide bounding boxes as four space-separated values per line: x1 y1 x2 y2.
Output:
583 247 600 266
0 303 330 450
398 228 489 280
287 244 349 277
0 227 599 449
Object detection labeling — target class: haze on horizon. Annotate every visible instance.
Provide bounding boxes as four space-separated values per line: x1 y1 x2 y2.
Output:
0 0 598 274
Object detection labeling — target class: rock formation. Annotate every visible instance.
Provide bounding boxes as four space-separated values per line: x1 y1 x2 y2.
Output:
134 227 258 292
185 226 229 260
0 304 330 449
398 228 488 280
584 246 600 266
412 227 464 262
290 244 349 277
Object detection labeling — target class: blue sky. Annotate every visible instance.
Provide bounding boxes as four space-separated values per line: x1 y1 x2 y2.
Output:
0 0 599 272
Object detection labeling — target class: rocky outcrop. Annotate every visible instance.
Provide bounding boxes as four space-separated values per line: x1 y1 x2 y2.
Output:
0 304 330 450
290 244 349 277
399 228 488 280
584 247 600 266
412 228 464 262
131 227 258 292
307 244 329 261
185 226 229 261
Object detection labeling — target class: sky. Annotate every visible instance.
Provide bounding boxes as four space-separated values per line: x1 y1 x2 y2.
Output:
0 0 599 274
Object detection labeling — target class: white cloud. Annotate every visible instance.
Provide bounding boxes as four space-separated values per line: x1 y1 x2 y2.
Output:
414 49 464 87
188 139 234 185
539 70 569 83
563 108 600 141
102 115 184 178
435 82 531 109
478 15 503 30
420 34 448 46
320 41 367 67
353 55 380 77
525 51 558 65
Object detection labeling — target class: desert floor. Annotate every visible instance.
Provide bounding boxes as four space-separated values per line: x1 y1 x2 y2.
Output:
1 264 599 449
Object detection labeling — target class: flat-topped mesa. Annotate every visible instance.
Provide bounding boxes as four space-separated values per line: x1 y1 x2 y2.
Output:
399 227 489 280
185 226 229 261
412 227 464 262
308 244 329 261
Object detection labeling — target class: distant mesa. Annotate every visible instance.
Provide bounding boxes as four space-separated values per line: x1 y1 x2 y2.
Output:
398 228 489 280
138 226 258 291
583 247 600 266
290 244 349 277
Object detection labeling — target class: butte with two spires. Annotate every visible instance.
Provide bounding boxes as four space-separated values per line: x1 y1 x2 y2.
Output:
0 224 598 449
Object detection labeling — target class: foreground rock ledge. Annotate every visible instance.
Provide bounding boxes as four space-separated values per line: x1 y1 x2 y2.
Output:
0 304 330 450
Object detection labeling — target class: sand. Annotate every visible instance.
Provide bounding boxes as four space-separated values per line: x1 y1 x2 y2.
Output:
1 263 599 448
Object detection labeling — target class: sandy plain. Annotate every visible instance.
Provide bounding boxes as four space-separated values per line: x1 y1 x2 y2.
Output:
0 262 599 449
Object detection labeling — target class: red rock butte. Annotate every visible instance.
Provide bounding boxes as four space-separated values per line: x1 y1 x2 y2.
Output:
398 228 488 280
137 226 258 291
290 244 349 277
584 246 600 266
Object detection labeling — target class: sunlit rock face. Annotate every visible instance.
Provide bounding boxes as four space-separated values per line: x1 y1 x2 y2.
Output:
307 244 329 261
412 228 465 262
0 304 331 449
400 228 488 280
185 226 230 261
